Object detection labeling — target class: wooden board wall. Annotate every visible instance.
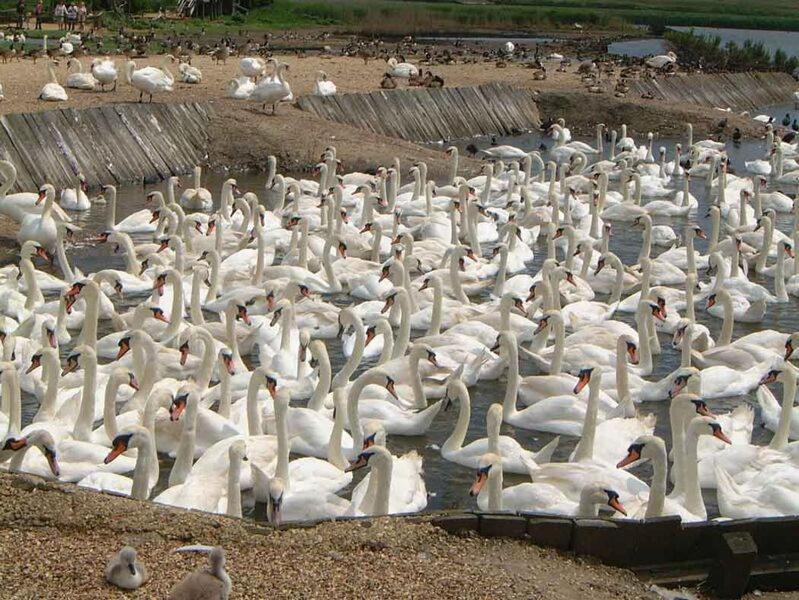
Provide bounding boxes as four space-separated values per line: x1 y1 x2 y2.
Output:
628 72 794 111
297 83 541 142
0 102 212 192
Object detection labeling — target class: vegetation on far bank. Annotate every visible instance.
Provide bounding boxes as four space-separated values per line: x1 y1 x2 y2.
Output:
664 28 799 73
3 0 799 35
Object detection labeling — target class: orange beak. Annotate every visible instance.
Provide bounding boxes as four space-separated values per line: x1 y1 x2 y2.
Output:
116 340 131 360
608 496 627 516
469 470 488 496
616 448 641 469
104 440 128 464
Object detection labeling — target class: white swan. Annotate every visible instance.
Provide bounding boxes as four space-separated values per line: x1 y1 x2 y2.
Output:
126 59 174 102
39 61 67 101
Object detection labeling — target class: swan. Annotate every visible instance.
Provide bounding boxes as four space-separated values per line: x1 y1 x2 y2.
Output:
91 57 117 91
441 378 558 474
39 61 67 101
387 57 418 78
105 547 147 590
18 184 58 251
126 59 174 102
179 165 213 211
313 71 336 96
168 546 231 599
251 60 291 113
227 74 254 99
59 172 90 211
240 56 265 79
470 453 627 517
65 58 96 90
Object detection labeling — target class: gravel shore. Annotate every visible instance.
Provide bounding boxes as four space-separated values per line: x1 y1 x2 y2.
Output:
0 472 656 599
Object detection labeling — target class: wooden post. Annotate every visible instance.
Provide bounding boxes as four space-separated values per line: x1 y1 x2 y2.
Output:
709 531 757 598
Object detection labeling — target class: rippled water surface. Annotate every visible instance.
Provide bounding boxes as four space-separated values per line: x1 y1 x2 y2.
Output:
17 120 799 519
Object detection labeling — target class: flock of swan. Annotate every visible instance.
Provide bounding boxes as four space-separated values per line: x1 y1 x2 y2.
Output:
3 115 799 532
33 44 336 110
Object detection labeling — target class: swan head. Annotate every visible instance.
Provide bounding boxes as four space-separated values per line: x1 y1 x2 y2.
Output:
36 183 55 205
267 477 285 525
616 434 662 469
361 421 386 450
61 344 95 376
573 366 596 394
2 429 59 476
20 240 51 263
470 453 501 496
581 485 627 516
688 416 731 444
410 343 439 368
105 426 149 464
346 444 391 474
117 547 139 576
667 367 700 399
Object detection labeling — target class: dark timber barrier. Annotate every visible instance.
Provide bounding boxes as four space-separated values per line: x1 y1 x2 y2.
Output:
296 83 541 143
0 102 212 192
628 72 795 111
431 512 799 597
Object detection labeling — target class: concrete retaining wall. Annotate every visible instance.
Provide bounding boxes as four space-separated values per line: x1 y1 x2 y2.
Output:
0 102 212 192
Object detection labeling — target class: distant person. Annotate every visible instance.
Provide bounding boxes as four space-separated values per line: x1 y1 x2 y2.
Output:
34 0 43 29
77 1 86 31
65 1 76 30
16 0 25 29
53 0 66 30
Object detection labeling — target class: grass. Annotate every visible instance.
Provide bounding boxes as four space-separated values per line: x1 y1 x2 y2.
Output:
221 0 799 33
3 0 799 35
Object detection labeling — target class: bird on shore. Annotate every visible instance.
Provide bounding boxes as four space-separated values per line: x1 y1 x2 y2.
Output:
169 546 231 600
105 546 148 590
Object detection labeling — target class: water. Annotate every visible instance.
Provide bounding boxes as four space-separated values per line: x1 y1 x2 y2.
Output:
20 122 799 520
610 27 799 59
608 38 667 58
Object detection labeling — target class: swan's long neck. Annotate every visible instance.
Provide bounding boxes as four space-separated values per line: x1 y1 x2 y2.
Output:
274 399 291 489
189 268 206 326
78 284 100 350
327 389 348 470
194 329 216 390
442 381 470 454
371 454 393 516
102 375 124 443
226 448 243 518
391 290 411 359
485 464 503 511
72 352 98 442
332 315 364 389
636 306 654 374
719 293 734 346
225 306 243 368
32 350 59 423
245 370 265 436
21 258 44 309
572 375 600 462
549 315 565 375
161 272 184 347
308 346 332 412
668 401 689 498
1 370 20 438
426 277 443 336
217 356 231 419
756 218 772 272
502 339 520 420
169 396 198 487
375 323 394 366
645 441 668 518
683 428 707 519
609 257 624 304
347 372 378 455
770 370 798 450
131 433 153 501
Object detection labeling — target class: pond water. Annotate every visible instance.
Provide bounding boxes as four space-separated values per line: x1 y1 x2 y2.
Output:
610 26 799 59
18 120 799 520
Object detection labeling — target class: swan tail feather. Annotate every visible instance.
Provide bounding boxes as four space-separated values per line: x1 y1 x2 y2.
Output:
532 436 559 464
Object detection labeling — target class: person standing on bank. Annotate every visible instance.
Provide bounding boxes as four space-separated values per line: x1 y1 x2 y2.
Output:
54 0 66 30
34 0 43 29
